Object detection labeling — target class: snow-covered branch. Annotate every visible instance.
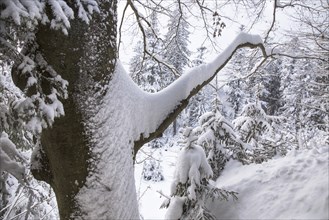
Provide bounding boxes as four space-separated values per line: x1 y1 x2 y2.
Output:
0 0 99 34
0 132 26 181
134 32 267 153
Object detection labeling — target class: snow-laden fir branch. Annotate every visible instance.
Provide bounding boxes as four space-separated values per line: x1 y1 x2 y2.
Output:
0 0 99 34
0 132 26 181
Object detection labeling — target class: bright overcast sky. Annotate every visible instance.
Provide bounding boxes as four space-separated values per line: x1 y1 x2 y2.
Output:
117 0 293 71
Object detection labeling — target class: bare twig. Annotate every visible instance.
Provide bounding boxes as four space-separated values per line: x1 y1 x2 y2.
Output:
156 190 171 200
118 0 130 56
127 0 180 77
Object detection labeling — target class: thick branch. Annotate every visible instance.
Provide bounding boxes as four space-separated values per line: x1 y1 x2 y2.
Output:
134 33 267 155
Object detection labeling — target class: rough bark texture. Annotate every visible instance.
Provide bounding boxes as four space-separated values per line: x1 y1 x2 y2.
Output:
26 1 117 219
10 0 267 217
33 24 89 219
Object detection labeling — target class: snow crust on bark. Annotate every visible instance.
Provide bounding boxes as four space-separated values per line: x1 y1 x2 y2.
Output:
75 63 141 219
75 32 264 219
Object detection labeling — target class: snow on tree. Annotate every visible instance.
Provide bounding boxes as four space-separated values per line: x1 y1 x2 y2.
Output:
0 0 97 137
276 31 329 147
0 63 58 219
0 65 34 149
0 0 99 34
129 10 165 93
163 3 191 74
1 0 272 218
171 128 213 193
224 77 246 119
233 101 284 162
71 31 267 219
305 59 329 134
163 3 192 135
197 110 251 179
0 132 25 181
223 34 252 119
185 47 213 127
279 54 329 149
258 59 283 116
162 127 238 220
142 158 164 182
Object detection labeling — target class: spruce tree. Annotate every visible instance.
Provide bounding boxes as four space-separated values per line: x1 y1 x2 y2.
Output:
186 47 210 127
129 10 164 92
162 127 237 220
163 3 191 135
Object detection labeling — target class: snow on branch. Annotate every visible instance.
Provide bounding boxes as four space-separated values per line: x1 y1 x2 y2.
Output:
0 0 99 34
0 132 26 181
134 32 268 153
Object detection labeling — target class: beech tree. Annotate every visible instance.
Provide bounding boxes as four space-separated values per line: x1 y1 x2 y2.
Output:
1 0 326 219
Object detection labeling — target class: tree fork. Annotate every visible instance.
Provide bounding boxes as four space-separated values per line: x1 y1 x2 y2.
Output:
134 41 267 156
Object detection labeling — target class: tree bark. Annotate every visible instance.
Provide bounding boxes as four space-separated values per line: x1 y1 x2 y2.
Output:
10 0 267 217
28 1 118 218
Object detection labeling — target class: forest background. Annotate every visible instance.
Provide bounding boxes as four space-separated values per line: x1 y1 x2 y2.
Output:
0 0 328 219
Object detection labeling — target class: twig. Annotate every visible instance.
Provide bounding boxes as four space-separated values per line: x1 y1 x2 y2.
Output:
156 190 171 200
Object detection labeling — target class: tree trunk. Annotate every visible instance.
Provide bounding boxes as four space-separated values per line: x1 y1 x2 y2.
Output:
28 1 133 219
30 22 90 219
10 2 267 215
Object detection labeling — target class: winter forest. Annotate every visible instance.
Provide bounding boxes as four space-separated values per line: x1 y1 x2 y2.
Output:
0 0 328 219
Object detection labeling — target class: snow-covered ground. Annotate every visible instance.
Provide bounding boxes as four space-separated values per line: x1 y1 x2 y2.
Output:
135 143 180 220
135 143 329 219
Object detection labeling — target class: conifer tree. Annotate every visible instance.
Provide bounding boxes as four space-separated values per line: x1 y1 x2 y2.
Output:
233 102 284 161
0 64 58 219
162 127 237 220
163 3 191 135
197 110 251 178
163 5 191 74
129 10 164 92
186 47 210 127
224 30 253 119
258 59 283 116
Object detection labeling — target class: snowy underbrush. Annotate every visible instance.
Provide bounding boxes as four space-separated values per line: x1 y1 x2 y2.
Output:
136 138 328 220
0 133 58 220
211 145 329 219
0 172 58 220
135 137 180 220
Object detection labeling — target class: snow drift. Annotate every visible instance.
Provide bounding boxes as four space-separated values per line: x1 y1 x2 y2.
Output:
211 145 329 219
